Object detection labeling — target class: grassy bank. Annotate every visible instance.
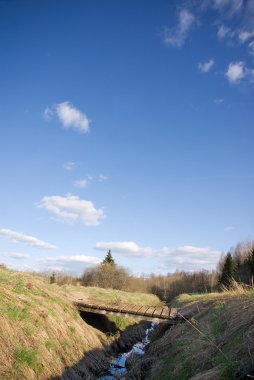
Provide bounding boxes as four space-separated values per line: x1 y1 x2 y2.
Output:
0 266 160 379
148 287 254 380
125 286 254 380
61 283 161 306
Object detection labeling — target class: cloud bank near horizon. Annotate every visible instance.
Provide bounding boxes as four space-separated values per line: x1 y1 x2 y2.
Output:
0 228 57 250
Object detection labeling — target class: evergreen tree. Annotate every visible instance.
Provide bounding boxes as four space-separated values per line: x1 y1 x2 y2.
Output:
247 246 254 281
50 271 56 284
102 249 115 265
218 253 234 289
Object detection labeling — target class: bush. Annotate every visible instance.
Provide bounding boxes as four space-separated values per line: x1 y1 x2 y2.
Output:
82 263 131 290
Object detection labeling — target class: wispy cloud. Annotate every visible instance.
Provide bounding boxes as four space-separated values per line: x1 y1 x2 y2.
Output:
217 24 233 39
249 40 254 55
0 228 57 249
94 241 221 271
163 9 196 48
44 101 90 134
73 179 89 188
39 255 101 275
38 194 105 226
226 61 246 83
5 252 30 259
43 106 54 121
99 174 108 182
198 59 215 73
211 0 244 16
238 30 254 43
42 255 101 265
224 226 235 231
214 98 224 105
63 161 76 171
95 241 154 257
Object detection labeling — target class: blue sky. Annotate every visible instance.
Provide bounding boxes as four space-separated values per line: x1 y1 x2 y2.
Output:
0 0 254 276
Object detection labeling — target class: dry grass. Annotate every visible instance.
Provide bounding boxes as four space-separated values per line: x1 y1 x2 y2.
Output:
127 285 254 380
0 267 160 379
60 284 161 306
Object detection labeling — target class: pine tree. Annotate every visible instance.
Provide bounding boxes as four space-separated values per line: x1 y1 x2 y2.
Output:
102 249 115 265
218 253 234 289
50 271 56 284
247 246 254 281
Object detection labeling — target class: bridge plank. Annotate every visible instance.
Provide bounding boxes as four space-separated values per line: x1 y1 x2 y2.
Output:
170 308 178 318
127 305 143 313
144 307 156 316
135 305 151 315
152 307 164 317
160 307 171 319
119 304 132 312
73 299 177 321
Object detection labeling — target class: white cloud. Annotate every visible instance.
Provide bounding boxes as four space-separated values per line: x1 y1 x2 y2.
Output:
43 106 54 121
212 0 243 16
99 174 108 182
38 194 105 226
217 25 232 39
214 98 224 104
94 241 221 270
160 245 222 272
95 241 154 257
198 59 215 73
249 40 254 55
0 228 57 249
44 101 90 134
163 9 195 48
224 226 235 231
42 255 101 265
238 30 254 43
226 61 246 83
5 252 30 259
63 161 76 171
73 179 89 188
39 255 101 275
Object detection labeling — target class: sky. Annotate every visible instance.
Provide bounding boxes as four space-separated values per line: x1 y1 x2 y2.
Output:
0 0 254 276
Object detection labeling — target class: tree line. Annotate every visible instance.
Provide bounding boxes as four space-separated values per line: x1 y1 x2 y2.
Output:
48 242 254 302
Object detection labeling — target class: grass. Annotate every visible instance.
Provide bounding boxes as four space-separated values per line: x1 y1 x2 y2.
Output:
135 286 254 380
61 284 161 305
0 303 29 321
0 266 161 379
15 346 37 369
108 315 137 330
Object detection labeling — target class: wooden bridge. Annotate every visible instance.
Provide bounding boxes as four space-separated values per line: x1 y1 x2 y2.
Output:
73 298 179 322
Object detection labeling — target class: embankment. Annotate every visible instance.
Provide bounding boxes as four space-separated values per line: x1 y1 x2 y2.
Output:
0 267 160 379
125 289 254 380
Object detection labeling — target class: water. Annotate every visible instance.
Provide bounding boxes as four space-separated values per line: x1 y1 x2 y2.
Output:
98 322 158 380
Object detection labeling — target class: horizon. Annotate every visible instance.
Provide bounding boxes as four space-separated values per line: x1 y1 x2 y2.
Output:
1 0 254 276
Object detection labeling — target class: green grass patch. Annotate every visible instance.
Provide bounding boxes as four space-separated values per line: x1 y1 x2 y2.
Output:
151 351 193 380
15 346 37 369
24 325 35 337
13 276 26 294
45 339 57 351
212 352 236 380
210 302 226 337
108 315 136 330
0 303 29 321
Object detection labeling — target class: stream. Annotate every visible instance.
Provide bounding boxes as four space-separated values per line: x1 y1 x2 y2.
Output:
97 322 158 380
